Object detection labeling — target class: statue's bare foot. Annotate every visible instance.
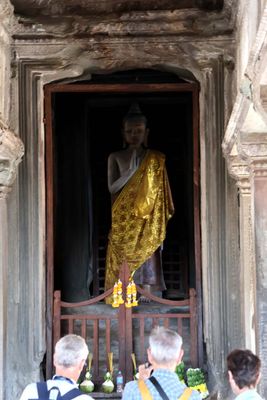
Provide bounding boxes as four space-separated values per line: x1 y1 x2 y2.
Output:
139 295 151 303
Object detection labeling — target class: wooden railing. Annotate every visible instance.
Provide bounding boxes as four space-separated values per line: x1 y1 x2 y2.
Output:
52 262 198 384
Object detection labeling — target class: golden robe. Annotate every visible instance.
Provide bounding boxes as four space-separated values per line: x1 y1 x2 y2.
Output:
105 150 174 297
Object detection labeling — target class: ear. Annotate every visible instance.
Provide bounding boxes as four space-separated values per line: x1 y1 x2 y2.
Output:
147 348 153 364
256 372 261 386
228 370 236 388
228 370 239 394
78 358 86 373
177 348 184 365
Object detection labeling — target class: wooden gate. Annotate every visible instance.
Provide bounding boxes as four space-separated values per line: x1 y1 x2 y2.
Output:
52 263 198 384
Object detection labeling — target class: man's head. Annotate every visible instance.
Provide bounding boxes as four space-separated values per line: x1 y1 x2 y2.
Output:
227 349 261 394
54 334 89 381
147 326 184 370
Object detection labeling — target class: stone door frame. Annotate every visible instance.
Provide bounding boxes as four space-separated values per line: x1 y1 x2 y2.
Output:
7 39 238 395
44 79 202 376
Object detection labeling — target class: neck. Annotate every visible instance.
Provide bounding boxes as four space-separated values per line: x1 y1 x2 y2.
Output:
234 386 255 395
151 362 176 373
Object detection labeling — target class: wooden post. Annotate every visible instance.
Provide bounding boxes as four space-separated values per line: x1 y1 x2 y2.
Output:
189 288 198 367
118 262 132 382
53 291 61 355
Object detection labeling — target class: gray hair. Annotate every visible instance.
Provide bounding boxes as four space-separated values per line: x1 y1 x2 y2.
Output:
54 334 89 368
149 326 182 365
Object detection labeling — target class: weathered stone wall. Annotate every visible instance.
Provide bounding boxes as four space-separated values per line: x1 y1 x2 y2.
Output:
223 1 267 397
0 0 256 399
0 2 24 400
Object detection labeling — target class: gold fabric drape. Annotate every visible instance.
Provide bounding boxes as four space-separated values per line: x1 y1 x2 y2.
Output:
105 150 174 299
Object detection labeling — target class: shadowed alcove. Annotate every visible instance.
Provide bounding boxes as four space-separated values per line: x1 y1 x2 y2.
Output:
52 69 197 302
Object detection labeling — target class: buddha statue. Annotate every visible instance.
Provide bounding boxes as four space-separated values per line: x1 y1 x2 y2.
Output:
105 103 174 301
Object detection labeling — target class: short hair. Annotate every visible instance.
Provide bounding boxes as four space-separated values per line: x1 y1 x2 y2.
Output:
227 349 261 389
149 326 182 365
54 334 89 368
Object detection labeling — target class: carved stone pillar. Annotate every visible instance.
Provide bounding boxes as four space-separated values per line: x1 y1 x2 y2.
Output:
250 157 267 395
232 112 267 396
228 155 256 351
0 120 24 400
200 58 240 398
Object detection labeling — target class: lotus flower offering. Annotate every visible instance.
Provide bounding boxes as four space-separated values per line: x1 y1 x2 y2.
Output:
80 370 94 393
102 371 114 393
102 352 114 393
80 353 94 393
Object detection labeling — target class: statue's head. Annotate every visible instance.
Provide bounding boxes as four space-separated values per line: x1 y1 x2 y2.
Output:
122 103 149 147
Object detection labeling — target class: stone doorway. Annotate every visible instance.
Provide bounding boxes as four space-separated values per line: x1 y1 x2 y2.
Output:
44 69 202 375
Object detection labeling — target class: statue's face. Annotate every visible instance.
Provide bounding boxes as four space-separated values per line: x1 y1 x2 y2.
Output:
123 120 147 147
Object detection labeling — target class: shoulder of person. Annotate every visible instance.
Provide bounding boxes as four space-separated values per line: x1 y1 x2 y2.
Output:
122 380 140 399
19 382 40 400
124 379 139 389
123 379 140 393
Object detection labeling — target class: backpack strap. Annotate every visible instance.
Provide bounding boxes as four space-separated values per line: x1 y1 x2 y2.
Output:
149 376 169 400
36 382 49 399
61 388 84 400
178 387 193 400
138 380 153 400
35 383 83 400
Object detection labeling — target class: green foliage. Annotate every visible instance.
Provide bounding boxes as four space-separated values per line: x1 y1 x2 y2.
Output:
175 361 185 382
186 368 206 387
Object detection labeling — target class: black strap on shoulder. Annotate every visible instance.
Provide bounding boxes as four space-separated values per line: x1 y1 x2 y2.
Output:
35 383 83 400
149 376 169 400
61 388 84 400
36 382 50 399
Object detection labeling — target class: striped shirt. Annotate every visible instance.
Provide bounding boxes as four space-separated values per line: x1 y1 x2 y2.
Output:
122 369 201 400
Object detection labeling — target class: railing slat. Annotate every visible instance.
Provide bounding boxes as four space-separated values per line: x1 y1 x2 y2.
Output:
178 317 183 335
68 319 74 333
81 319 86 338
164 319 169 328
140 318 145 364
106 319 111 355
93 320 99 379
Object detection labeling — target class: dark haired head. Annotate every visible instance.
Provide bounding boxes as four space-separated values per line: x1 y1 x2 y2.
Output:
227 349 261 389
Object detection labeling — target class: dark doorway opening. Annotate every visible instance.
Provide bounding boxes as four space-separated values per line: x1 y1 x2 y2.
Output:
44 69 202 372
54 85 193 301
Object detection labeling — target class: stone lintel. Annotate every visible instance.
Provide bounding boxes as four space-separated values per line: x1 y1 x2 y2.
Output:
0 120 24 199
